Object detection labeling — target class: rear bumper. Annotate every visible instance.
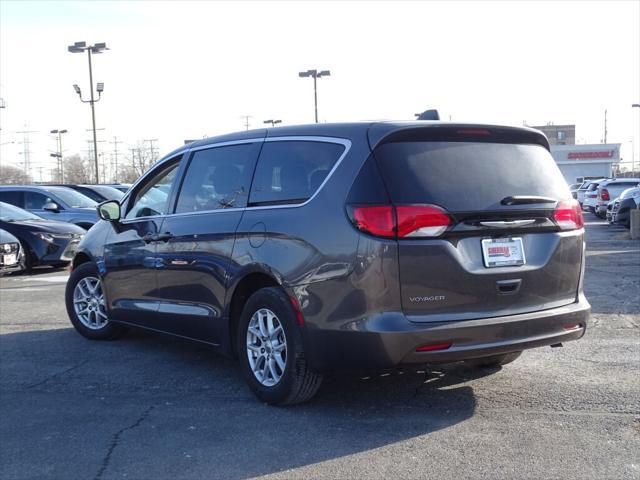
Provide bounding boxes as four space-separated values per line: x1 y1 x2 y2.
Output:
302 297 590 372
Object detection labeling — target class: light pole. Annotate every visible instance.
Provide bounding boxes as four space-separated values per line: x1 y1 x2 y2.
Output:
68 41 108 184
632 104 640 175
50 129 67 182
298 69 330 123
263 119 282 127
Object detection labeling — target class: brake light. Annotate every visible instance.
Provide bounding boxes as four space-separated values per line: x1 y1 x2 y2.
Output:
554 199 584 230
456 128 491 136
396 205 451 237
600 188 610 201
349 204 451 238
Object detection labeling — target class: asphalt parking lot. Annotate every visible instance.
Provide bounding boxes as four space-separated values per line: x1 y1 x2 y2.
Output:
0 213 638 480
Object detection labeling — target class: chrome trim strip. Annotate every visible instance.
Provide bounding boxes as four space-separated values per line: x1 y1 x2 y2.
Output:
479 219 536 228
158 136 352 219
188 137 265 152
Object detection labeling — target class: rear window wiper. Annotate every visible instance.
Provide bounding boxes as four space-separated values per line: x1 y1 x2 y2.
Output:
500 195 557 206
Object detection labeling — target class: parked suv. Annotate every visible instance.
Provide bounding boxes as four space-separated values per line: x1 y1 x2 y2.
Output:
594 178 640 218
0 185 98 228
65 122 590 405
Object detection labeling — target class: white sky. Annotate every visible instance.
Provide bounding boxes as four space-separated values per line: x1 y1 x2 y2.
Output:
1 0 639 181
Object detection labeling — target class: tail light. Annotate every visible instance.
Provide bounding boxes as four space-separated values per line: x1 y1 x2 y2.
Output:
349 204 451 239
351 205 395 238
554 199 584 230
600 188 610 201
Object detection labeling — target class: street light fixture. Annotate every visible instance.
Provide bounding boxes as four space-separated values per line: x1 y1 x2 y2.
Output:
50 129 68 182
68 41 108 184
298 69 331 123
263 119 282 127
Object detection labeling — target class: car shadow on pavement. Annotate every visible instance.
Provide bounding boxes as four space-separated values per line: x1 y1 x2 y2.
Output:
0 327 496 480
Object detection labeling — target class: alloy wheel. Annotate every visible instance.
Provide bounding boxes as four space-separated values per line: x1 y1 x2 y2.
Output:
73 276 108 330
246 308 287 387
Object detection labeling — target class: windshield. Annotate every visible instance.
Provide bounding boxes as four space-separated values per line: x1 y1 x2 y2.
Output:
44 187 97 208
0 201 42 221
85 185 124 201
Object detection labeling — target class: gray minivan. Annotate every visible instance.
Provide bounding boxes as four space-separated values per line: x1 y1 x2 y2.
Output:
65 122 590 404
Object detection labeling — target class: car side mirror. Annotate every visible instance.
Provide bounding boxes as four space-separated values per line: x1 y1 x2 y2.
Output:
42 202 60 212
97 200 121 222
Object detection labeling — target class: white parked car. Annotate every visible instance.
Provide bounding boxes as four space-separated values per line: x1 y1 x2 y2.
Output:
576 179 605 207
582 179 607 213
594 178 640 218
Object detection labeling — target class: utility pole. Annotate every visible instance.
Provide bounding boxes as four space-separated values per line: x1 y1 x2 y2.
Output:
241 115 252 131
50 129 67 182
144 139 158 161
603 109 608 144
109 136 122 182
16 129 37 176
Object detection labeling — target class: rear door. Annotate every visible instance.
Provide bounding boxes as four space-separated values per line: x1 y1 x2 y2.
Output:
372 127 583 322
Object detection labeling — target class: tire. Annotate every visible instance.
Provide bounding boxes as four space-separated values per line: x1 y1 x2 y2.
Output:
236 287 323 405
465 351 522 368
65 262 126 340
19 243 34 272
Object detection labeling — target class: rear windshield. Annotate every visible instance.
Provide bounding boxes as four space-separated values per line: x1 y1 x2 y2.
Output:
374 141 570 211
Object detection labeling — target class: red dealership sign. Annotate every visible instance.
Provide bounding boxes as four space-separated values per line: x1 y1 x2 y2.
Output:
567 150 615 160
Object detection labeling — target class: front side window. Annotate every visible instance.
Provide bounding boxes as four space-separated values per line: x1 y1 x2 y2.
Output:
175 143 261 214
249 141 345 206
125 159 181 219
25 192 55 210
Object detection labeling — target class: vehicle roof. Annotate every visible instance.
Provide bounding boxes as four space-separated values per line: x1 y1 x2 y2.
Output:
0 185 66 191
176 121 550 157
599 178 640 185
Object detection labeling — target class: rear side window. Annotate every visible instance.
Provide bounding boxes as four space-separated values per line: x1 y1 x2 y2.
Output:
249 141 345 206
374 141 570 211
0 191 24 207
175 143 261 213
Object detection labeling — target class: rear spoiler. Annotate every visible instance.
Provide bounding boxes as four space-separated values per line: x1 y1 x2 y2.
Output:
368 123 551 151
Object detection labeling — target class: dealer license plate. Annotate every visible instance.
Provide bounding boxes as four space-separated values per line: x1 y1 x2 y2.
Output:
2 254 18 266
481 237 525 268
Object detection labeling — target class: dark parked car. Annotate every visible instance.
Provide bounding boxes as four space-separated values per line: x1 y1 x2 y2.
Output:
49 184 125 203
0 228 23 274
102 183 132 194
0 202 85 270
65 122 590 405
0 185 98 228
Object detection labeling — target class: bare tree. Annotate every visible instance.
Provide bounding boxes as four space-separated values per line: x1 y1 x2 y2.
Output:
0 164 32 184
117 164 140 183
63 155 92 184
127 141 158 178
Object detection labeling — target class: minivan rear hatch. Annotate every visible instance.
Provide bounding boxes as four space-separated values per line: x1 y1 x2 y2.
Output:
370 125 584 322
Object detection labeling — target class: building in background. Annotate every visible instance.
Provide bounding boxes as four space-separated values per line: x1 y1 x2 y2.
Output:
532 124 576 146
531 124 620 183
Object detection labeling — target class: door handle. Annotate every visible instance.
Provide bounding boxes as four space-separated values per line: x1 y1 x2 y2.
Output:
142 232 173 243
155 232 174 242
142 232 155 244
